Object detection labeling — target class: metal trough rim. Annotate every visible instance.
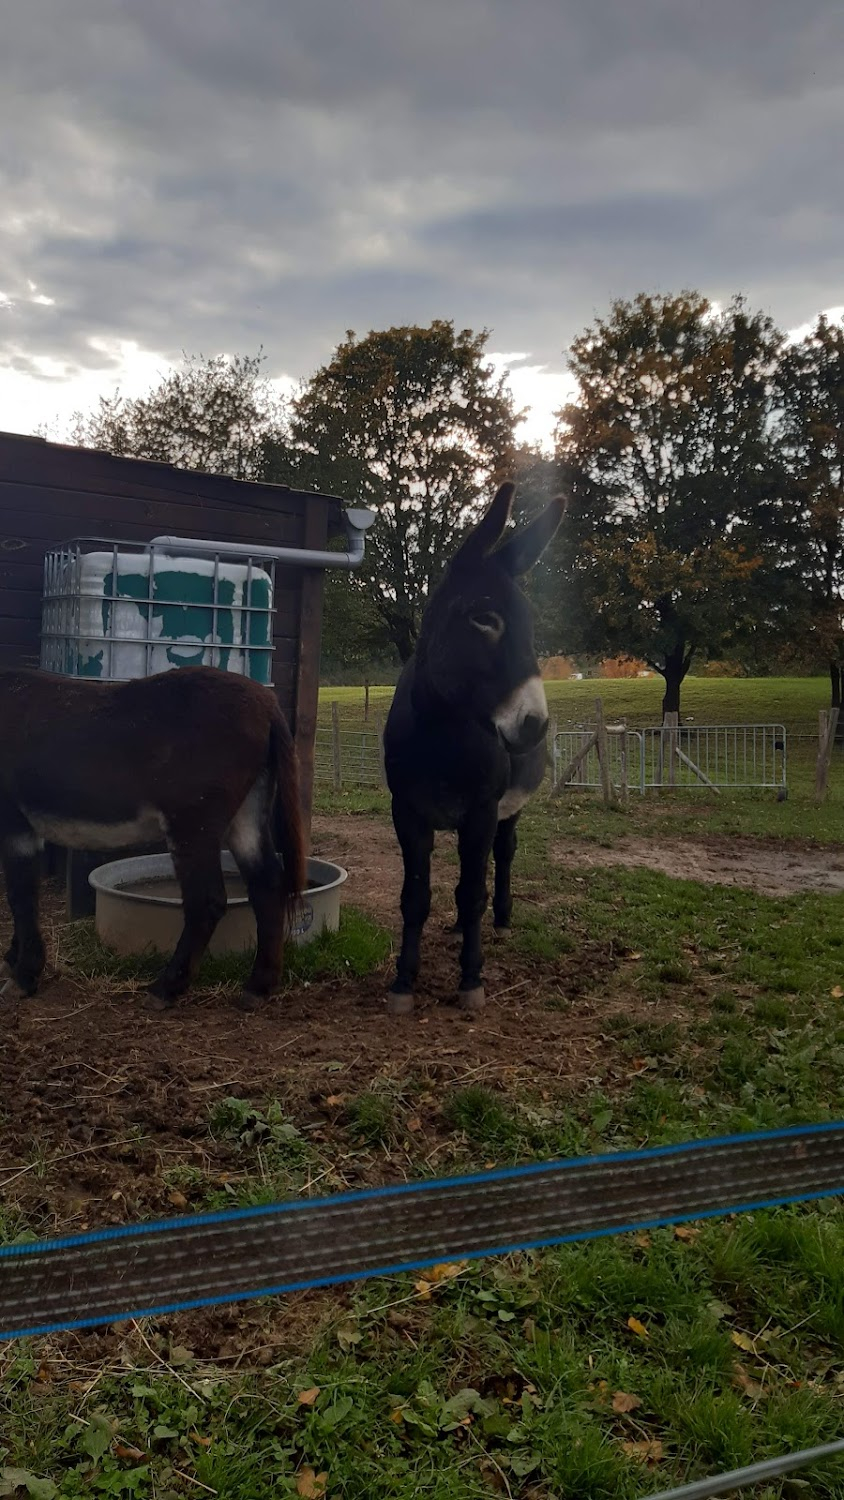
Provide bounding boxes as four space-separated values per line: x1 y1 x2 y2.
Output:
88 853 348 907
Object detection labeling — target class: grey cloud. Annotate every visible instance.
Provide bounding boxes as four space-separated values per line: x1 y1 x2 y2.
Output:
1 0 842 415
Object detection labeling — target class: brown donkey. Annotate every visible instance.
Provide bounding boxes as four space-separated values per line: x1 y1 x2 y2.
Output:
0 666 305 1009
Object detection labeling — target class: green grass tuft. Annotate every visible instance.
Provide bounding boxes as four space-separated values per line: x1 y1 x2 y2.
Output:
57 906 390 990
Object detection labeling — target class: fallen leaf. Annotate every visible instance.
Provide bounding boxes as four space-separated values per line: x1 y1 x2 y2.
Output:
113 1443 146 1462
613 1390 643 1414
190 1432 212 1447
298 1387 321 1406
325 1094 345 1108
627 1316 649 1339
406 1116 422 1132
415 1261 467 1297
168 1191 188 1211
336 1322 361 1352
632 1230 652 1250
389 1408 405 1424
674 1225 700 1242
296 1467 328 1498
733 1363 763 1399
707 1299 735 1322
731 1331 756 1354
622 1438 663 1465
832 987 844 999
423 1262 464 1282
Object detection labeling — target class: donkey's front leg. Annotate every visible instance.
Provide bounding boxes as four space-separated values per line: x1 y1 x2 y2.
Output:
492 813 519 935
388 799 434 1017
454 804 498 1012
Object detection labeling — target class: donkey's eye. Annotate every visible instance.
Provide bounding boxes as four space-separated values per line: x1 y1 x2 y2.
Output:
470 610 505 640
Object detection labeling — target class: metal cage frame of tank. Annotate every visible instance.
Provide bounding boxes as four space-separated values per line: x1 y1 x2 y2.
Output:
40 537 278 684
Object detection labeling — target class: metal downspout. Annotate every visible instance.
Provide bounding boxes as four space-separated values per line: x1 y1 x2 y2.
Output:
150 507 376 569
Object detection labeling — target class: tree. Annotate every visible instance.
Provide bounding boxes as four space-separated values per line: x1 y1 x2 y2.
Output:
775 315 844 710
267 322 518 662
319 570 398 680
555 292 786 717
71 350 287 479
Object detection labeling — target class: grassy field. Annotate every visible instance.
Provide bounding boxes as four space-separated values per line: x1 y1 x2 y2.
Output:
3 675 844 1497
317 675 832 734
316 675 843 825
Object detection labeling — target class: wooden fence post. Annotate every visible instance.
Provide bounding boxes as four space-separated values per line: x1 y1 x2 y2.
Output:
549 716 558 787
816 707 840 803
331 700 342 792
364 679 370 722
595 697 615 808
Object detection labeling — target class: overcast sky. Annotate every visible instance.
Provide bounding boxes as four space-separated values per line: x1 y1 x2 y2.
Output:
1 0 842 449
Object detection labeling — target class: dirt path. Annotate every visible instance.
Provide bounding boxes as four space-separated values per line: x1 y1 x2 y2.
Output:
552 832 844 895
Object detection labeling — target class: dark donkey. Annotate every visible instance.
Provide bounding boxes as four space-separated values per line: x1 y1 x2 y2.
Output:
0 666 305 1009
384 481 564 1015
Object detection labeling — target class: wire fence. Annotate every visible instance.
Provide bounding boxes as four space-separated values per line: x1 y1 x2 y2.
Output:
552 723 788 796
312 704 838 801
313 726 385 789
314 723 383 786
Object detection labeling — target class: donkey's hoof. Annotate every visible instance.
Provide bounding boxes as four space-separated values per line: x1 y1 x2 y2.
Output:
387 990 415 1017
492 925 512 943
457 986 485 1014
11 970 41 998
443 922 463 939
234 989 267 1013
147 984 178 1012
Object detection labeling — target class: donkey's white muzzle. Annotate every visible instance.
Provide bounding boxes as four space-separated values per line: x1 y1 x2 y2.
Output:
492 675 549 752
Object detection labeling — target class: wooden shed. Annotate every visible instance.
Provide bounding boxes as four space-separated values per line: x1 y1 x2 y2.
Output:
0 430 347 884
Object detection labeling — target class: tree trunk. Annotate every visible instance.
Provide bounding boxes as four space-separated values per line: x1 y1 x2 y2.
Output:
660 645 691 722
392 618 418 664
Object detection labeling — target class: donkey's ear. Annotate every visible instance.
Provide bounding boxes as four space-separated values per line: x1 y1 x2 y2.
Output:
494 494 566 576
451 482 516 566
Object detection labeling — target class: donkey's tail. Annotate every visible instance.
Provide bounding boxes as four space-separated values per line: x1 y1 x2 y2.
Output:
269 711 307 931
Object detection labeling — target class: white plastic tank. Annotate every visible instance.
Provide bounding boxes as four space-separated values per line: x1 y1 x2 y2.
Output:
41 545 275 684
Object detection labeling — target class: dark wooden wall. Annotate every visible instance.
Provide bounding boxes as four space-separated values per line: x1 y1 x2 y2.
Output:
0 431 342 843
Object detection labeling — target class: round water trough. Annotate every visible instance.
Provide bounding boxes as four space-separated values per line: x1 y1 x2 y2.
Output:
89 853 348 957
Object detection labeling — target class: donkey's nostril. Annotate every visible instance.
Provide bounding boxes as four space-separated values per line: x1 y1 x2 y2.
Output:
521 712 548 747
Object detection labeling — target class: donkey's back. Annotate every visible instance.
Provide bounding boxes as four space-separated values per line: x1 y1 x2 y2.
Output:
0 667 305 1009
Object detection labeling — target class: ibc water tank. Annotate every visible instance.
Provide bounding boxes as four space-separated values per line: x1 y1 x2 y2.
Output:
40 542 275 684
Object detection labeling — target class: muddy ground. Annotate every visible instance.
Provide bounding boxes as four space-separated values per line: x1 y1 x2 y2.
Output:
3 814 839 1247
